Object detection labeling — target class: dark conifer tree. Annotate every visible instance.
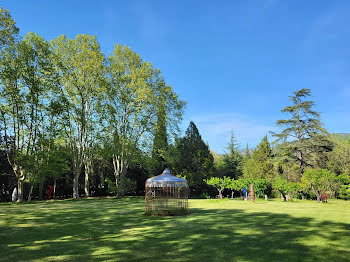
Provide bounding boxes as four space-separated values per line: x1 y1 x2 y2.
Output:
151 102 168 175
176 121 214 193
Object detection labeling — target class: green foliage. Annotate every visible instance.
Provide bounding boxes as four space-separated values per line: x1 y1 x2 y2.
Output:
243 136 274 181
339 185 350 200
253 178 270 198
151 100 168 175
176 121 215 192
105 176 136 197
302 169 337 202
105 178 117 195
327 135 350 176
273 176 300 201
116 177 137 197
205 176 231 198
217 132 243 179
272 89 329 179
0 7 19 50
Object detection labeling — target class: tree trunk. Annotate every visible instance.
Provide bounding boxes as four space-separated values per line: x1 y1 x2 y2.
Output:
72 157 82 199
231 191 234 199
113 154 128 194
27 186 33 203
218 189 222 199
287 193 291 201
38 181 43 201
264 194 268 200
84 162 90 197
281 192 287 202
311 185 321 203
73 175 79 199
301 194 305 200
17 176 24 202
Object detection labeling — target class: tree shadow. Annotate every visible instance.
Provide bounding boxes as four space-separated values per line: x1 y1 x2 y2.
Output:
0 198 349 262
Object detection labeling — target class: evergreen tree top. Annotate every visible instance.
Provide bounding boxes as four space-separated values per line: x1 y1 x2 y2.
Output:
185 121 202 140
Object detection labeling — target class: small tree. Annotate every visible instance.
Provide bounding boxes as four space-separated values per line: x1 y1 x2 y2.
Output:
205 176 231 199
228 178 242 199
273 176 300 201
253 178 270 199
337 173 350 200
302 169 337 203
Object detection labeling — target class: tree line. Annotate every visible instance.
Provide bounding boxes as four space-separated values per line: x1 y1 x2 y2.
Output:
0 7 185 202
205 89 350 202
1 7 349 203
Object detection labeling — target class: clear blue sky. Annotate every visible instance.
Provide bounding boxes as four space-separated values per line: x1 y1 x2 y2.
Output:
2 0 350 153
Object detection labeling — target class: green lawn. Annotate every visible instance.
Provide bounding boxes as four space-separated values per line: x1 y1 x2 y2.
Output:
1 198 349 262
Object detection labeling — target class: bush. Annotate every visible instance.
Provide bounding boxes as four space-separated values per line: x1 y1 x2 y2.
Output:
339 185 350 200
105 177 136 197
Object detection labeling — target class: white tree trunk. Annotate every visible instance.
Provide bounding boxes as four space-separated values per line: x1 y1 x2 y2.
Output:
84 159 91 197
113 154 128 196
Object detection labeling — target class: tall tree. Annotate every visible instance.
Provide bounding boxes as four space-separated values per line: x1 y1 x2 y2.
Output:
0 8 21 199
176 121 214 192
0 29 54 201
101 44 184 191
151 99 168 175
0 7 19 53
272 89 328 180
218 132 243 179
243 136 274 181
51 34 104 198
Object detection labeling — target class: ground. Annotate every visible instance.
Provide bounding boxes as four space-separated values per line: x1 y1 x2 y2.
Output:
1 197 350 262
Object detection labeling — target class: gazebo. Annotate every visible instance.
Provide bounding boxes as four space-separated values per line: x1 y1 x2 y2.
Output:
145 169 189 216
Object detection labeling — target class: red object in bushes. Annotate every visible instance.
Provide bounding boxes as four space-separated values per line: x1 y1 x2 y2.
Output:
46 185 54 200
321 192 328 203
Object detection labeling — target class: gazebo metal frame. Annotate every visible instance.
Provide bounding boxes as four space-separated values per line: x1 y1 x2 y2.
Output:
145 169 189 216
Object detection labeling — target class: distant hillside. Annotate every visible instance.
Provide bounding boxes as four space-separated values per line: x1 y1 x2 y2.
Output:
334 133 350 139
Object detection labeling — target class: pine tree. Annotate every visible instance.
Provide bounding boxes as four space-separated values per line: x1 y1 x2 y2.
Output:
220 132 243 179
245 144 251 159
176 121 214 192
243 136 274 180
272 88 328 180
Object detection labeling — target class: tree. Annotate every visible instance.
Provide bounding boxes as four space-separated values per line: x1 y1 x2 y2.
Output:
176 121 214 192
0 29 55 201
273 176 300 201
302 169 337 203
0 7 19 54
245 144 251 159
51 34 104 198
0 8 22 200
243 136 274 181
252 178 270 199
205 176 231 199
272 89 328 180
327 135 350 176
101 44 184 190
219 132 243 179
151 91 168 175
228 178 244 198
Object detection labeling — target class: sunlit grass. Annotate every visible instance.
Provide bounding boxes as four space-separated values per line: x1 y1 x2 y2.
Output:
1 197 349 261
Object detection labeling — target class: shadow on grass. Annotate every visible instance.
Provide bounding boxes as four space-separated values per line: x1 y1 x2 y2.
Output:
0 198 349 262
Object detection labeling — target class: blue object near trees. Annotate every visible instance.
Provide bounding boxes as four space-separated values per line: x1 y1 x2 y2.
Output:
243 187 247 198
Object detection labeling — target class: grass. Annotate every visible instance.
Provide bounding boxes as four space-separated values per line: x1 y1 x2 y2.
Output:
1 197 350 262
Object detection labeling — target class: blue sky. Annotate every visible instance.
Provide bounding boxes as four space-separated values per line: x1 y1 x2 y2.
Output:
2 0 350 153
